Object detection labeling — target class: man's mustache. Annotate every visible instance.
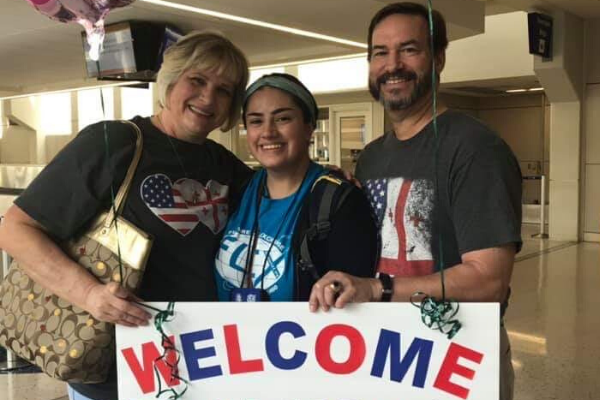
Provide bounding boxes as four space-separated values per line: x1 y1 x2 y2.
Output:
376 70 417 87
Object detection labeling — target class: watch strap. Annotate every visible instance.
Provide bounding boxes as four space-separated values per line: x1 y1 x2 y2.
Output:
377 272 393 302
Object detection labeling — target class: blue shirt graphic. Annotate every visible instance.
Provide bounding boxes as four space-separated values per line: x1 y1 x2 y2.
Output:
215 163 325 301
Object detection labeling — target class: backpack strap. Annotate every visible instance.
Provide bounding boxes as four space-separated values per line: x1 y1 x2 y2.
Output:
297 172 353 281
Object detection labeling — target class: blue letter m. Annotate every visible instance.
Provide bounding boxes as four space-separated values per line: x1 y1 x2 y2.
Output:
370 329 433 388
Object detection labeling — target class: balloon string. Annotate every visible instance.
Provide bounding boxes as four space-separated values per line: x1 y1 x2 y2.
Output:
96 67 186 397
410 0 462 340
97 60 126 287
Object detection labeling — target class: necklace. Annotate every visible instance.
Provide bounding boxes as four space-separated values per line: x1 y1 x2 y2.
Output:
154 114 205 204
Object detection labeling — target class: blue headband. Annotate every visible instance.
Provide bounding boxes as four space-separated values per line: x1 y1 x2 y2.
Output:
243 75 317 127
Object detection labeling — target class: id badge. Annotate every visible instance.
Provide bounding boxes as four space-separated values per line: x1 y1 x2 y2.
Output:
230 288 269 302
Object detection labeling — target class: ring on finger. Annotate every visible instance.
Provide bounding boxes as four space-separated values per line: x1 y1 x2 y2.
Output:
328 282 341 293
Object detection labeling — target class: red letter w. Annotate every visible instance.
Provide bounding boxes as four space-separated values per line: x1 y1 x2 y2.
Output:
121 335 181 394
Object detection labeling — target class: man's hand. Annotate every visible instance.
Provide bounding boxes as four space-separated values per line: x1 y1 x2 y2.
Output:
308 271 381 312
324 165 362 188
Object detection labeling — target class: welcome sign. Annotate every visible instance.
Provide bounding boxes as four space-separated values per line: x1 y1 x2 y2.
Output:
116 303 499 400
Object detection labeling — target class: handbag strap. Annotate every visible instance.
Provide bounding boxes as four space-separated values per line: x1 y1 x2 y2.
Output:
104 120 143 226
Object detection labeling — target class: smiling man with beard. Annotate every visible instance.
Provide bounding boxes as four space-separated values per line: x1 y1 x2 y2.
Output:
308 3 523 400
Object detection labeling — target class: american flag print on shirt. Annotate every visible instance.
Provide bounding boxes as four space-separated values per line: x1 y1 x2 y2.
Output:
141 174 229 236
365 177 435 277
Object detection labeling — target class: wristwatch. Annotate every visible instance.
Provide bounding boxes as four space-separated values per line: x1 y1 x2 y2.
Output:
377 273 393 302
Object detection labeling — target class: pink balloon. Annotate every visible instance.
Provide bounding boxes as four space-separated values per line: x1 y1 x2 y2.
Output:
27 0 52 5
24 0 136 59
25 0 134 23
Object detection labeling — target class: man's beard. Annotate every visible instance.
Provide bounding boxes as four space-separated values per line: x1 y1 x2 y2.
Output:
369 68 433 111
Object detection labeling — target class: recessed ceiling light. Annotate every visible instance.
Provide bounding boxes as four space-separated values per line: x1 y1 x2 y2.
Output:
139 0 367 49
528 87 544 91
506 89 528 93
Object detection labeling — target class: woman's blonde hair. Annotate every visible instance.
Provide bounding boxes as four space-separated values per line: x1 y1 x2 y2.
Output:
156 31 249 131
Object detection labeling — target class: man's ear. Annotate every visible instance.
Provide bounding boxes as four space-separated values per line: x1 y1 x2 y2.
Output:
435 51 446 73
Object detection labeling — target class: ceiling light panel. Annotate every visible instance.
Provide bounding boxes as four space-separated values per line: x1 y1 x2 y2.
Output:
140 0 367 49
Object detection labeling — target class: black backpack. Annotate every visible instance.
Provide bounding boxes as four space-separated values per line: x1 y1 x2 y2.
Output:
294 171 354 285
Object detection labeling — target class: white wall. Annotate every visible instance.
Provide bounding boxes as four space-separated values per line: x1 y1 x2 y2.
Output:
0 125 36 163
476 95 548 205
582 20 600 241
586 20 600 84
549 101 581 241
444 12 534 84
584 22 600 237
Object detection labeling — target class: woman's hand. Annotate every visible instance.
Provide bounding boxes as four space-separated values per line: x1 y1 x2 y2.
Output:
308 271 381 312
85 282 152 327
0 205 153 328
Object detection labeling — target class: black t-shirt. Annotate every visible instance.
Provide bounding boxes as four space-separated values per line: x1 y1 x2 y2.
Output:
356 110 522 278
15 116 253 399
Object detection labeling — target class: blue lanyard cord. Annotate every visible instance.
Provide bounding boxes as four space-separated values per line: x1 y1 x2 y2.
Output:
242 167 310 291
410 1 462 340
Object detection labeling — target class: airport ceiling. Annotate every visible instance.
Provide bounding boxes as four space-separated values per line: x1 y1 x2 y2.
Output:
0 0 599 97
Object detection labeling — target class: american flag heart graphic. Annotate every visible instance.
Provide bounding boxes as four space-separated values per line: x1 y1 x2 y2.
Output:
140 174 229 236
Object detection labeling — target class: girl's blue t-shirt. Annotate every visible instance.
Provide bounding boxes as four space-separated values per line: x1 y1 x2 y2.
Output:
215 162 325 301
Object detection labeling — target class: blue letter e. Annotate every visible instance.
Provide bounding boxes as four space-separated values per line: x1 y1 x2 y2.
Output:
180 329 223 381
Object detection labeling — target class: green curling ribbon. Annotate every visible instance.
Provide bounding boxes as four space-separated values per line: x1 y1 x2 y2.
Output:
147 302 189 399
411 292 462 339
99 70 187 398
411 0 462 340
102 118 125 284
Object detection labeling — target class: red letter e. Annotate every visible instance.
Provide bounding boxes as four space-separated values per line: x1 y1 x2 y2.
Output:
433 342 484 399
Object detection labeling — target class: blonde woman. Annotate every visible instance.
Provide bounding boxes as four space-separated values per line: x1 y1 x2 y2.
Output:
0 31 252 400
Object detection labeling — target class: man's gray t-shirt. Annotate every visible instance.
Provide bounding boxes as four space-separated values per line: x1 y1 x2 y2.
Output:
356 110 522 277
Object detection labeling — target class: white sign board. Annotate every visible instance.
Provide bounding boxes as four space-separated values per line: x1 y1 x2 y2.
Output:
116 302 499 400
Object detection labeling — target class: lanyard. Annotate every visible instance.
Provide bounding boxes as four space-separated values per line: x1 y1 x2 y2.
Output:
241 167 310 290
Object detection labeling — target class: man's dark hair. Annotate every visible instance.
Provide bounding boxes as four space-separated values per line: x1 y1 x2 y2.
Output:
367 2 448 61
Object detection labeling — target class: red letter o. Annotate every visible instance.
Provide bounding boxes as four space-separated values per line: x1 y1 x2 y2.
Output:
315 324 366 374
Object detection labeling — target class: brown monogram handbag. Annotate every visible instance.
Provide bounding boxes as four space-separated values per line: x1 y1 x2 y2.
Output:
0 120 153 383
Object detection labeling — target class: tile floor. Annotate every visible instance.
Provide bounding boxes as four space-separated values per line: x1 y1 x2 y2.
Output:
1 225 598 400
507 241 600 400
